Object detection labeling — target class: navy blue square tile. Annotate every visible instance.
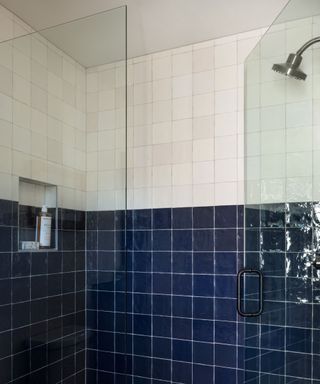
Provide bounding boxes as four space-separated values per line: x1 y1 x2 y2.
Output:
133 273 151 293
172 295 192 318
133 294 151 314
245 229 260 252
173 230 192 251
133 252 151 272
134 335 151 356
215 344 236 368
173 318 192 341
193 319 213 342
153 316 171 338
193 207 213 228
98 211 114 230
12 277 28 303
98 231 114 251
193 275 214 297
193 342 213 365
153 337 171 359
261 350 284 376
153 230 171 251
12 252 30 277
193 364 213 384
133 315 151 336
153 358 171 381
261 228 285 252
0 253 11 278
153 273 171 294
215 275 236 298
286 327 311 353
215 252 237 274
193 230 214 251
153 295 171 316
134 231 151 251
0 278 11 305
173 208 192 229
215 367 236 383
0 199 13 226
173 274 192 295
153 208 171 229
172 252 192 273
153 252 171 272
133 356 152 379
215 205 237 228
215 321 236 344
286 228 312 252
193 297 213 319
260 325 285 351
245 206 260 228
172 340 192 362
215 298 236 321
193 252 214 274
215 229 237 251
133 210 151 229
172 361 192 384
260 204 285 228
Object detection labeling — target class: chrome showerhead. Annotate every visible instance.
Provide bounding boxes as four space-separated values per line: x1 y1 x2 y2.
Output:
272 53 307 81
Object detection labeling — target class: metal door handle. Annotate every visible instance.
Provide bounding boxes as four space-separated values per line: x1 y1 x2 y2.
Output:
237 269 263 317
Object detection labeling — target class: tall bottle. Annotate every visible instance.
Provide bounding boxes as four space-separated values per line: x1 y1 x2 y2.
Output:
36 205 52 249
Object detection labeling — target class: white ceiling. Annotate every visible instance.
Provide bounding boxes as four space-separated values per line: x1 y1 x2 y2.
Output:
0 0 291 65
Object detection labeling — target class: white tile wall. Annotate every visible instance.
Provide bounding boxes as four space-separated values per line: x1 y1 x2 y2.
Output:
0 5 86 209
85 29 263 210
245 16 320 204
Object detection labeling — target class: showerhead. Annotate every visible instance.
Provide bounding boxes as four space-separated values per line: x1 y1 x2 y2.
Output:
272 53 307 81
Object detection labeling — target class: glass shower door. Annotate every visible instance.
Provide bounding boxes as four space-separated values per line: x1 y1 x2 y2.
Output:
243 0 320 382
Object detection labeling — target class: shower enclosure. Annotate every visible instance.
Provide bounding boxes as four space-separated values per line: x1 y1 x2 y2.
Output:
243 0 320 382
0 6 127 384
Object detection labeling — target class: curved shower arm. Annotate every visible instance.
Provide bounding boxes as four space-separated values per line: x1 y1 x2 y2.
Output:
297 36 320 56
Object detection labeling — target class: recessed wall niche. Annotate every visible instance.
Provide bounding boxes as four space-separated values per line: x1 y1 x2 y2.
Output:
18 178 58 252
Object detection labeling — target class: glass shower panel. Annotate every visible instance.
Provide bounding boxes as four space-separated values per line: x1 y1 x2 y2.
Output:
0 6 127 384
243 0 320 382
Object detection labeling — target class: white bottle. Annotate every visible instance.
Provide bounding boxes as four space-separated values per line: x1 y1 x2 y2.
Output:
36 205 52 249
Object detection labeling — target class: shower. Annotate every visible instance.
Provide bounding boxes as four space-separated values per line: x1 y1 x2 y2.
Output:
272 36 320 80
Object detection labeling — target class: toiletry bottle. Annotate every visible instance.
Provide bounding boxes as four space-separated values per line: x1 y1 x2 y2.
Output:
36 205 52 249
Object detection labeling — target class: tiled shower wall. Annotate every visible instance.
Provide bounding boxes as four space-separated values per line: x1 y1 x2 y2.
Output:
86 29 265 211
86 205 244 383
0 199 86 384
0 5 86 211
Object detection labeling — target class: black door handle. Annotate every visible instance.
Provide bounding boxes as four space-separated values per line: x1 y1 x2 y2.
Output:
237 269 263 317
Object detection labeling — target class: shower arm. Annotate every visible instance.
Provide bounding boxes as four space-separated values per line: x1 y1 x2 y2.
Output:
297 36 320 56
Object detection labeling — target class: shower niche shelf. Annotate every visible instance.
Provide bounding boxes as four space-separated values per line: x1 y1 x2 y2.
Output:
18 178 58 252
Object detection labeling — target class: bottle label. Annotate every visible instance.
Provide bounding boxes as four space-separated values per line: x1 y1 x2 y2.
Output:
40 216 52 247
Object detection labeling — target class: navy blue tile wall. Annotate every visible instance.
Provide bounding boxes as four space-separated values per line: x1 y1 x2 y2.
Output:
0 200 86 384
86 205 243 383
242 202 320 384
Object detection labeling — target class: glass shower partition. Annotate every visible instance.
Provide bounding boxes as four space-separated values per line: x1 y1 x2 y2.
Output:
243 0 320 382
0 6 127 384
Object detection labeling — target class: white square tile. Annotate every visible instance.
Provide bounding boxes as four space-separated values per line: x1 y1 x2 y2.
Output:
172 141 192 164
193 161 214 184
153 78 172 101
173 75 192 98
172 52 192 76
172 97 192 120
215 89 237 114
153 143 172 165
214 42 237 68
193 139 214 161
153 165 172 187
215 135 237 159
172 163 192 185
193 47 214 73
193 93 214 117
153 55 172 80
214 66 237 90
172 119 192 142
